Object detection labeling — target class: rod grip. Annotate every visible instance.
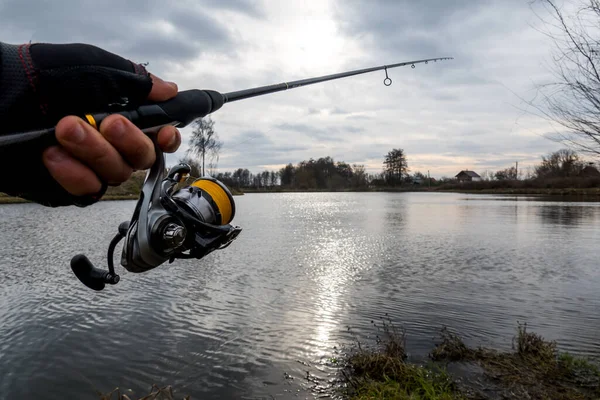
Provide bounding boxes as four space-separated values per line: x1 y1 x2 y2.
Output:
0 89 224 206
88 89 225 131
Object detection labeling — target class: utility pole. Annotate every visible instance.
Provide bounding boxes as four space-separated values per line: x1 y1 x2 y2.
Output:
515 161 518 180
428 170 431 188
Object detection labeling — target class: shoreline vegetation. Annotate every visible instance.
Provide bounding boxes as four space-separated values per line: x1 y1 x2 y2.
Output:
96 320 600 399
339 318 600 400
2 186 599 205
2 148 599 204
241 186 600 196
0 171 245 205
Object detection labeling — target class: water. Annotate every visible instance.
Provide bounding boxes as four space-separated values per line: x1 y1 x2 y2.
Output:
0 192 599 399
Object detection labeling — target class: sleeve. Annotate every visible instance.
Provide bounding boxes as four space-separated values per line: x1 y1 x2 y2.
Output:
0 41 153 207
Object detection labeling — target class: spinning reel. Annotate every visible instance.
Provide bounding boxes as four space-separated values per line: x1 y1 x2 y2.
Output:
71 145 242 291
62 55 454 290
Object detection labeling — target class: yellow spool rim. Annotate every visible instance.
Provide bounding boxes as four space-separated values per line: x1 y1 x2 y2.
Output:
191 178 234 225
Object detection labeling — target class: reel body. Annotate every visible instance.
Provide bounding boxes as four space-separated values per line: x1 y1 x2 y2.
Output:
71 145 241 291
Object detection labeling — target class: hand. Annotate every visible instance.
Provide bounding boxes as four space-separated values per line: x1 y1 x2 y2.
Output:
42 74 182 197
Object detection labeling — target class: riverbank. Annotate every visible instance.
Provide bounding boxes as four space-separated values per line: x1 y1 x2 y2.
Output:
3 187 595 204
240 186 600 198
0 193 144 204
339 319 600 399
98 320 600 399
0 189 244 205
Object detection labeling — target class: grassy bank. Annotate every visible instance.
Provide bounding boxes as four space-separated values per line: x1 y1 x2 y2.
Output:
2 186 597 204
435 187 600 197
232 186 600 198
239 175 600 197
340 319 600 399
90 319 599 399
0 192 144 204
0 177 243 205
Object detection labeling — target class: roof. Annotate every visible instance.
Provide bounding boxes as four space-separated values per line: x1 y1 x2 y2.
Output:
455 170 481 178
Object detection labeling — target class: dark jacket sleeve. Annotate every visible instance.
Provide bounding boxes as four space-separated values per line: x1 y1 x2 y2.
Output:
0 41 153 207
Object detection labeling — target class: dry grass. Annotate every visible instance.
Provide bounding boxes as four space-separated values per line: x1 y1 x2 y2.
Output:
343 318 465 400
339 320 600 399
430 322 600 400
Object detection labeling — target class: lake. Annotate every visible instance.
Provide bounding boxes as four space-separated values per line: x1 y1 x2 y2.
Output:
0 192 599 399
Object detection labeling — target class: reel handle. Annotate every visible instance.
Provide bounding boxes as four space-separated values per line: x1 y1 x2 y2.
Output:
69 221 128 291
70 254 120 291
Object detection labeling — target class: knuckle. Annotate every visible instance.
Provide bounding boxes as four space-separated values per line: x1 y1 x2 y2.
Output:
131 141 153 165
88 145 114 166
61 169 101 196
102 115 155 168
104 159 133 184
129 139 155 169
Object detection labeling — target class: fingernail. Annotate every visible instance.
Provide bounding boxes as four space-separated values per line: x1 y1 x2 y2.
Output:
107 118 126 139
66 122 86 144
168 81 178 90
45 147 67 163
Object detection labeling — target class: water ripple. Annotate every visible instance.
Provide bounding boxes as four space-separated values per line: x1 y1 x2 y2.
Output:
0 194 599 398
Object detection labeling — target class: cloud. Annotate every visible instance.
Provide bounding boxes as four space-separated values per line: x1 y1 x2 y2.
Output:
0 0 572 178
0 0 256 65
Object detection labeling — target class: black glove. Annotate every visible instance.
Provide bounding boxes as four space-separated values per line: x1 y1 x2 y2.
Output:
0 41 153 207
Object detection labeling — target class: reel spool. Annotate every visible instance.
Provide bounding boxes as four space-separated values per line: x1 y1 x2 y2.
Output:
173 177 236 226
70 152 242 291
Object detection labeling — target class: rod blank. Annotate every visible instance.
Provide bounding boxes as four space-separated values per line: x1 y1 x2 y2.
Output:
222 57 453 103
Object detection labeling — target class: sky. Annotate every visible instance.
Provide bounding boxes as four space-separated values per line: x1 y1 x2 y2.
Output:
0 0 578 178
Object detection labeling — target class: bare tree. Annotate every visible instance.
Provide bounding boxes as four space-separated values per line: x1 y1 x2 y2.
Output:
480 169 493 181
494 166 518 180
261 171 270 188
534 148 585 177
269 171 278 186
530 0 600 156
206 161 218 177
186 116 223 176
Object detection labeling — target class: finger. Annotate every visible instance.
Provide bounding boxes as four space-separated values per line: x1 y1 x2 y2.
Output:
54 116 132 184
148 73 178 102
156 125 181 153
43 146 103 196
100 114 156 169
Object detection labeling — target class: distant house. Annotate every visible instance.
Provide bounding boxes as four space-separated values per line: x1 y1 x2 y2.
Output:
455 170 482 182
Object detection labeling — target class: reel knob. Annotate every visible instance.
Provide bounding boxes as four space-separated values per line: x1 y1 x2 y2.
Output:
71 254 120 291
162 223 187 249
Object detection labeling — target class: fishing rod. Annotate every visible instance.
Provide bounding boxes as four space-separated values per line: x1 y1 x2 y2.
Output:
52 56 452 290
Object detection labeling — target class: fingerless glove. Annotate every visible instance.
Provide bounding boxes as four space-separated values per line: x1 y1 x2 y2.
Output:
0 41 153 207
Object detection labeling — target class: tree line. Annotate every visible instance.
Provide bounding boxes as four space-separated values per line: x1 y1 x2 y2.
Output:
177 144 599 191
459 149 599 184
192 148 412 190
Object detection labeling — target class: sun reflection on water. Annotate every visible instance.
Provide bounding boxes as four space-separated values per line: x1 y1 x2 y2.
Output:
288 194 398 360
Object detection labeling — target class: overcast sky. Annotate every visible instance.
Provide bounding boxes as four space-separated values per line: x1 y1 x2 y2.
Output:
0 0 574 178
